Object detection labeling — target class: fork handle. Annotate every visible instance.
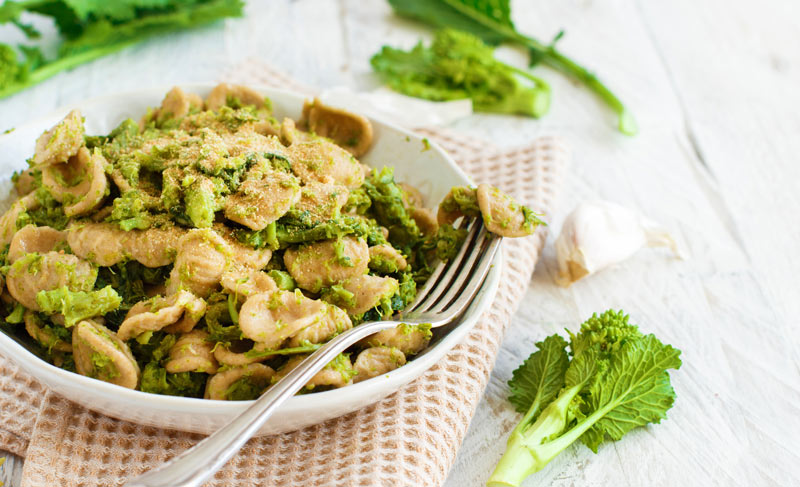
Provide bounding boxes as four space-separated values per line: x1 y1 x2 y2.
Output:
122 319 400 487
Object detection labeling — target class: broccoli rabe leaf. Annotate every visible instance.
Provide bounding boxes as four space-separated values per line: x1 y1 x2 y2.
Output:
507 335 569 418
36 285 122 327
140 362 206 398
488 310 681 487
580 335 681 452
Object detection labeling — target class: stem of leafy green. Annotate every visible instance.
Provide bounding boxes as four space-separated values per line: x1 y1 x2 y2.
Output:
0 39 138 99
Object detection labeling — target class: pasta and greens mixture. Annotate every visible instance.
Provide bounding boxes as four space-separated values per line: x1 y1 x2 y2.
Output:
0 84 542 400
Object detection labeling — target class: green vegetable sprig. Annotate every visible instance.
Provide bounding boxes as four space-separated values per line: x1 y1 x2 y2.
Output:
0 0 244 99
386 0 637 135
371 29 551 118
488 310 681 486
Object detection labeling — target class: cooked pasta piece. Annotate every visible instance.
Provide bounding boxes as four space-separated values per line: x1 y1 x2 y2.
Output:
238 289 327 349
165 330 218 374
368 244 408 273
213 340 267 367
220 269 277 299
398 182 425 209
353 346 406 383
362 324 432 355
42 147 108 216
167 229 231 298
275 353 356 389
223 163 301 231
24 311 72 352
287 303 352 347
205 83 270 111
283 237 369 292
411 207 438 237
155 86 203 121
67 222 131 267
13 168 37 195
437 186 479 226
117 290 207 341
475 183 539 237
128 226 185 268
299 98 374 157
294 181 349 223
8 225 66 263
333 275 399 316
285 134 365 189
0 194 40 247
72 320 140 389
6 252 96 310
205 363 275 400
33 109 84 167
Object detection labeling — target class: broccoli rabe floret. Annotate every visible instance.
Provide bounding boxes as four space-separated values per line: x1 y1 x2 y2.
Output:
184 177 219 228
371 29 550 118
140 362 206 398
36 286 122 327
362 167 421 252
109 190 152 230
439 186 481 218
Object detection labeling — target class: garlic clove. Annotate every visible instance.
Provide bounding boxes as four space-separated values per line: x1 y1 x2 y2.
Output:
554 201 685 286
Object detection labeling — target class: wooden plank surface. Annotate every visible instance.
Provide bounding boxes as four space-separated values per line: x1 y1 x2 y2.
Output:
0 0 797 486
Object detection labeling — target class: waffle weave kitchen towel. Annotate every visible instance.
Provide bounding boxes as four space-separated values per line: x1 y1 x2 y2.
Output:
0 63 568 487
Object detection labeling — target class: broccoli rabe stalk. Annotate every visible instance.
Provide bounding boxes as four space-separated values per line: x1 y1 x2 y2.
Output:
36 286 122 327
371 29 550 118
487 310 681 487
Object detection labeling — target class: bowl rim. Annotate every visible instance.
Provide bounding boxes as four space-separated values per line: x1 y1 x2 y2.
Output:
0 84 500 417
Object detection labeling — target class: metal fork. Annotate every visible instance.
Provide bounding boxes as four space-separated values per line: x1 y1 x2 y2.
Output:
123 217 502 487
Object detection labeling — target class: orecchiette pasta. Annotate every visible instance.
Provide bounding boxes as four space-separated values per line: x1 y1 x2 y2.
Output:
6 252 96 310
0 84 541 399
353 346 406 383
165 330 218 374
8 225 66 263
42 147 108 217
299 98 374 158
72 320 140 389
238 289 326 349
224 163 301 231
33 109 84 167
283 236 369 292
117 290 206 341
334 275 399 316
362 324 432 356
167 229 231 298
287 303 352 347
0 194 39 247
205 363 275 400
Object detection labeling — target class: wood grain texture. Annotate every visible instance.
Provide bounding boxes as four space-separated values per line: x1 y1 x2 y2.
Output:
0 0 798 486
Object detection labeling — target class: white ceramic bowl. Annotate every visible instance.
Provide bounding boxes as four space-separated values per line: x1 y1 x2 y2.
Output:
0 85 501 435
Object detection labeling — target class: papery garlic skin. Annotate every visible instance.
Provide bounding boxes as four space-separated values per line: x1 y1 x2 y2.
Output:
555 201 685 286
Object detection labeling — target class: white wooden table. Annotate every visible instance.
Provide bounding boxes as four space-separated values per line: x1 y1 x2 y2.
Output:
1 1 798 486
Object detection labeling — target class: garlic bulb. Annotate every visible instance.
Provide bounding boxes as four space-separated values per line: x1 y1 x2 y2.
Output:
554 201 685 286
